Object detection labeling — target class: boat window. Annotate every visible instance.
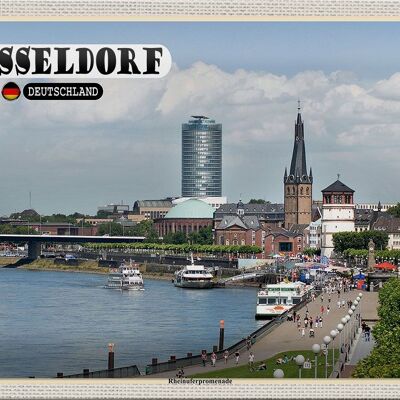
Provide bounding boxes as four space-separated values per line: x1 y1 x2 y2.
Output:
258 298 267 305
280 298 287 304
293 298 301 304
267 298 276 305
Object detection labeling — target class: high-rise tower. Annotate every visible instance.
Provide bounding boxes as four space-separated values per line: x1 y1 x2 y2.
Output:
284 102 313 228
182 116 222 197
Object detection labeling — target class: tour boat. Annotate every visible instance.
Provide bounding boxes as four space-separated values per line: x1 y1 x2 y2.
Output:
105 262 144 291
173 254 214 289
255 280 311 319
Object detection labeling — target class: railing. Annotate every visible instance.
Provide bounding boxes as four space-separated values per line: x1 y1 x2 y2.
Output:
61 365 141 378
145 293 315 375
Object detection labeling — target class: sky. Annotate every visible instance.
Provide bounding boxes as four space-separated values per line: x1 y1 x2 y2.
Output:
0 22 400 215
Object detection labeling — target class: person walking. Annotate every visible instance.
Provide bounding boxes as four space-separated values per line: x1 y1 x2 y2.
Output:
321 305 325 314
211 352 217 367
341 299 345 308
201 352 207 367
235 351 240 365
248 352 255 371
319 316 323 328
301 327 305 338
328 295 331 303
293 310 297 323
223 350 229 364
327 305 330 315
321 294 324 303
337 299 341 309
315 316 319 329
309 317 313 329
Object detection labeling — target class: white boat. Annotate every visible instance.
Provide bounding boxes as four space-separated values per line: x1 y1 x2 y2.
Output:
173 254 214 289
105 262 144 291
255 280 311 319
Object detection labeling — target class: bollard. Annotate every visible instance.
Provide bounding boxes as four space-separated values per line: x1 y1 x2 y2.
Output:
83 369 89 378
152 358 158 365
108 343 115 370
219 320 225 351
56 373 63 378
187 353 192 358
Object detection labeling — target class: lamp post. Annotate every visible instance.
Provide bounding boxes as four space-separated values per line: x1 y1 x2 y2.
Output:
273 369 284 378
330 329 338 376
323 336 331 378
341 317 348 359
348 310 354 342
358 293 363 327
336 323 344 377
312 344 320 379
295 355 305 378
345 315 351 349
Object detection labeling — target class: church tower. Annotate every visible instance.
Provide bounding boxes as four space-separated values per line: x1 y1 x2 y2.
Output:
284 102 313 228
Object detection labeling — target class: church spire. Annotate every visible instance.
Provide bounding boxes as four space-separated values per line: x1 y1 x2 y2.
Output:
287 101 309 183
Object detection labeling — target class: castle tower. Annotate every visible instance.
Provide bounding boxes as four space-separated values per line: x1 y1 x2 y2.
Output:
320 178 355 258
284 102 313 228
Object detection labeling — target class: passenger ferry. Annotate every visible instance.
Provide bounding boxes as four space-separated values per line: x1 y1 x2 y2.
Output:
173 254 214 289
255 280 311 319
105 262 144 291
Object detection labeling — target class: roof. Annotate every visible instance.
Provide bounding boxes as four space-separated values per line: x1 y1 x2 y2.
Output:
164 199 214 219
215 203 284 219
134 200 172 208
373 215 400 233
217 215 261 230
321 180 355 193
288 224 309 234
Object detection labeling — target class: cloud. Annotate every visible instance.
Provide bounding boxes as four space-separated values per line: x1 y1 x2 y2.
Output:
1 63 400 213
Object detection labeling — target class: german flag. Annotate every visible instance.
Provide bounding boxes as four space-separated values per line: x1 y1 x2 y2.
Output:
2 82 20 101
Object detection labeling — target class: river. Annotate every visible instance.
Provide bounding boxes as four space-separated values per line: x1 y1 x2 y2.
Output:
0 268 263 377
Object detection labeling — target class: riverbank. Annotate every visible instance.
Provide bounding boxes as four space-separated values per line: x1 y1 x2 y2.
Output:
18 259 175 281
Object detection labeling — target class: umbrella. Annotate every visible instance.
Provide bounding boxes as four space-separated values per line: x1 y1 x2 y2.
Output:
375 262 396 271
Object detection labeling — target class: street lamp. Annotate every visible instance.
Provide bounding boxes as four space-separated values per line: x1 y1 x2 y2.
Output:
345 315 351 346
273 369 284 378
323 336 331 378
336 323 344 378
330 329 338 376
341 317 348 358
295 355 305 378
312 344 320 379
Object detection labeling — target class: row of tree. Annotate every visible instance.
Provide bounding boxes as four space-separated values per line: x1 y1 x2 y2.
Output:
353 278 400 377
333 231 389 253
84 242 262 255
343 248 400 264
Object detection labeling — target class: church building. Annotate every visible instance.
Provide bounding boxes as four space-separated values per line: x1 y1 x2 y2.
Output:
284 103 313 228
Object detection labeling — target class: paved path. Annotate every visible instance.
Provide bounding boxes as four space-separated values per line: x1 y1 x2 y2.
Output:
145 290 378 378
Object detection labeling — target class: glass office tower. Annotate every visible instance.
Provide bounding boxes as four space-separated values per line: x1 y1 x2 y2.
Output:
182 116 222 197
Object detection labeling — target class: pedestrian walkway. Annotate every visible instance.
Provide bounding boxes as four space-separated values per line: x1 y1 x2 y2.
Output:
145 291 378 378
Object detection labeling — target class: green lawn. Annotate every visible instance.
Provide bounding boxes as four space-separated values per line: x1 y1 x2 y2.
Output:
191 350 339 378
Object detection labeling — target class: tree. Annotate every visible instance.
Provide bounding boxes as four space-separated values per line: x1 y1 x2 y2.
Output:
97 210 112 218
333 231 389 253
249 199 270 204
132 220 159 242
353 279 400 378
163 231 187 244
97 222 123 236
387 203 400 218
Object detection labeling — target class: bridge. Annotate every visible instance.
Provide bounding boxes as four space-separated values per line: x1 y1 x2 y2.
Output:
0 234 145 259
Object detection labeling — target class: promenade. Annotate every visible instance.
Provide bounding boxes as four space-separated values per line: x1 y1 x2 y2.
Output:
147 290 378 378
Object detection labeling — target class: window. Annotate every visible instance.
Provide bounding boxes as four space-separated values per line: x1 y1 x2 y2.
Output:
258 298 267 305
279 242 292 252
293 298 301 304
267 298 276 305
334 195 342 204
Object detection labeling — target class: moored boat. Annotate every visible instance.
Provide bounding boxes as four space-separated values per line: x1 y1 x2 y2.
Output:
105 261 144 291
173 254 214 289
255 280 311 319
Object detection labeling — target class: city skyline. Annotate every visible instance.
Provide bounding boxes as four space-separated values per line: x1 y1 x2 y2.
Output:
0 22 400 215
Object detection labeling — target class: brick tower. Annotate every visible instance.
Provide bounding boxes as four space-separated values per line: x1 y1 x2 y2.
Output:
284 102 313 228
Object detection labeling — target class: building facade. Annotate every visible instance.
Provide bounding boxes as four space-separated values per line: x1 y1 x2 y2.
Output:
155 199 214 237
373 215 400 250
304 219 322 249
284 105 313 228
132 200 173 220
356 203 396 212
172 196 227 209
182 116 222 197
321 179 355 258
